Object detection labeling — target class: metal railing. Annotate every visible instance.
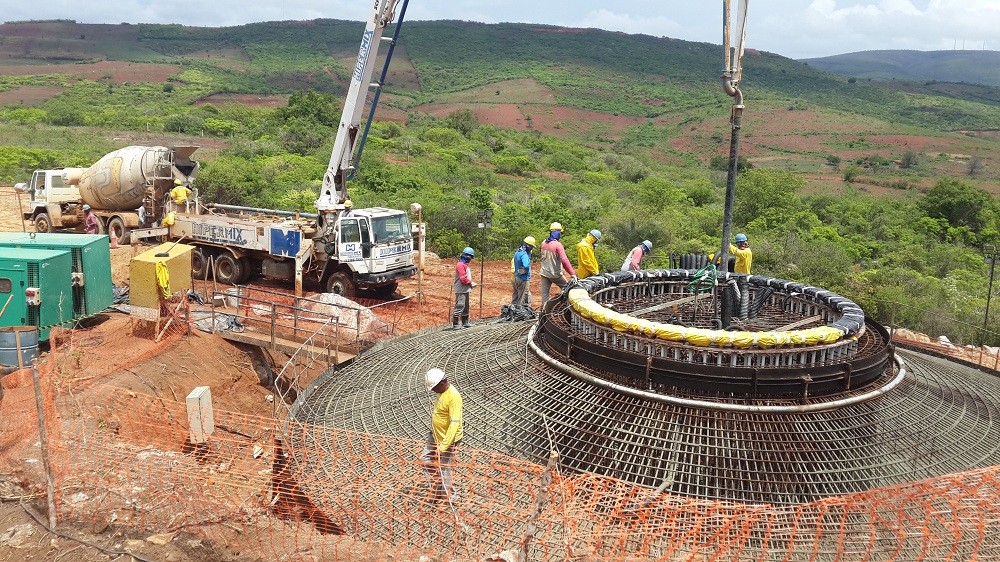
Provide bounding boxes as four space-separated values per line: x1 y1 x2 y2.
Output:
209 286 357 354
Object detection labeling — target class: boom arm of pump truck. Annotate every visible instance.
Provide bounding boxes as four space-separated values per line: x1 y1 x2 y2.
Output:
316 0 407 212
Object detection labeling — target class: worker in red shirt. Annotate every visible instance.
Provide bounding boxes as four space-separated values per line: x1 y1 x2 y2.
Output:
452 247 476 329
83 204 99 235
539 222 575 307
621 240 653 271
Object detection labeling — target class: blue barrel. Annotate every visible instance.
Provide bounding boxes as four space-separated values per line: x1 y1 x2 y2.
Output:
0 327 39 368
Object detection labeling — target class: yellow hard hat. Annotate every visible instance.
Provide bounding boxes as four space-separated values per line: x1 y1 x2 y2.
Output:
549 222 562 232
174 179 184 186
344 199 353 208
523 235 536 247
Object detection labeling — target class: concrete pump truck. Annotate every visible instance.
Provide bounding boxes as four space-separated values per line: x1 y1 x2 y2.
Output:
168 0 417 297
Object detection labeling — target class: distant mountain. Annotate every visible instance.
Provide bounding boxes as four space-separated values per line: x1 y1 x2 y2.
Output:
800 50 1000 87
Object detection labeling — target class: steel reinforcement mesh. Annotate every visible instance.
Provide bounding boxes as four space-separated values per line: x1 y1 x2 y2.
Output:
285 320 1000 559
291 322 1000 503
1 316 999 560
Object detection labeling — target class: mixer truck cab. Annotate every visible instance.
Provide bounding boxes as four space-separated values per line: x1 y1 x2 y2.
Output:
16 146 199 245
15 169 85 234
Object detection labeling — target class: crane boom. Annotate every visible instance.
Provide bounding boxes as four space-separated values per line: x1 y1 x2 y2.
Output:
317 0 408 211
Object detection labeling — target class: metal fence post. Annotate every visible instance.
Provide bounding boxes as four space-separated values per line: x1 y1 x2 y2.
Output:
270 302 277 349
31 364 57 530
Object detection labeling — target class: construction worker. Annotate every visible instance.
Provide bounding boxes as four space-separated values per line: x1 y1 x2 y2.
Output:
83 204 98 234
169 179 192 212
621 240 653 271
452 246 476 329
420 367 463 504
576 229 601 279
730 233 752 274
343 199 353 216
539 222 575 307
511 235 536 307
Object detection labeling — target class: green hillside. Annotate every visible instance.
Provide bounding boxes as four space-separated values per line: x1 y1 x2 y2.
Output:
801 49 1000 88
0 19 998 344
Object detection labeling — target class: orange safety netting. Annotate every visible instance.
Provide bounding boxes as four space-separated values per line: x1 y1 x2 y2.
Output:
2 313 999 562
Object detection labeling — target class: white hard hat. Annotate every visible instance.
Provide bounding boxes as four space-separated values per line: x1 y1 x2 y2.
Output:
425 368 445 391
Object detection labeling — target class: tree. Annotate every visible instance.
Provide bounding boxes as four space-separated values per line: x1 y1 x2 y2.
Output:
968 156 984 177
195 155 263 206
919 178 991 233
493 154 534 175
279 90 340 128
900 150 917 169
733 169 806 228
843 166 860 183
445 109 478 137
163 113 204 134
710 153 752 173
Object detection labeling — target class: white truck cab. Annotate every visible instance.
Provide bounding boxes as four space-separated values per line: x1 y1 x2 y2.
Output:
327 207 415 296
15 170 84 233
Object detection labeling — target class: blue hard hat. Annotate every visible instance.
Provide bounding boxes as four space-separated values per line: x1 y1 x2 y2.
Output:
462 246 475 257
735 233 748 243
589 229 602 241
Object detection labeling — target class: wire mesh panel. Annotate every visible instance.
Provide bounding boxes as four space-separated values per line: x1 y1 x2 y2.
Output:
291 321 1000 505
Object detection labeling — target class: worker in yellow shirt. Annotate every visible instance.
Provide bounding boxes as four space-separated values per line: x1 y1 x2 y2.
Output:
730 233 752 274
169 180 192 212
576 229 601 279
420 367 463 504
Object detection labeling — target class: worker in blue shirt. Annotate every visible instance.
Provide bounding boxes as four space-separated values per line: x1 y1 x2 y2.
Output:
511 236 536 307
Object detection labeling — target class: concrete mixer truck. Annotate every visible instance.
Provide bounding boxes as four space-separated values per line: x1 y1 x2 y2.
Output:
16 146 200 245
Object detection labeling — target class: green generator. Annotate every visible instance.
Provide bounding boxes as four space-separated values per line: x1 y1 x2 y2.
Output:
0 248 75 341
0 233 113 319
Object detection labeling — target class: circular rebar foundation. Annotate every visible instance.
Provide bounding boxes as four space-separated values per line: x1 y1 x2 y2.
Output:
289 316 1000 506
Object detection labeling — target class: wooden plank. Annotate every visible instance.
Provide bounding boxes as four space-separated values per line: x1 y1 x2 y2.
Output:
632 293 704 317
773 314 823 332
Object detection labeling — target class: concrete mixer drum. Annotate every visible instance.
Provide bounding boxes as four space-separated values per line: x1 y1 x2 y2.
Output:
63 146 198 213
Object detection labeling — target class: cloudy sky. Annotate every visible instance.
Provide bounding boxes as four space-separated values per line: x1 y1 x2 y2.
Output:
5 0 999 59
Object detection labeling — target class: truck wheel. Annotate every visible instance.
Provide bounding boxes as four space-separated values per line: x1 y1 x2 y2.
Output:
236 257 254 284
214 253 245 285
107 216 131 245
34 213 51 233
373 281 399 298
324 272 356 298
191 249 210 280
